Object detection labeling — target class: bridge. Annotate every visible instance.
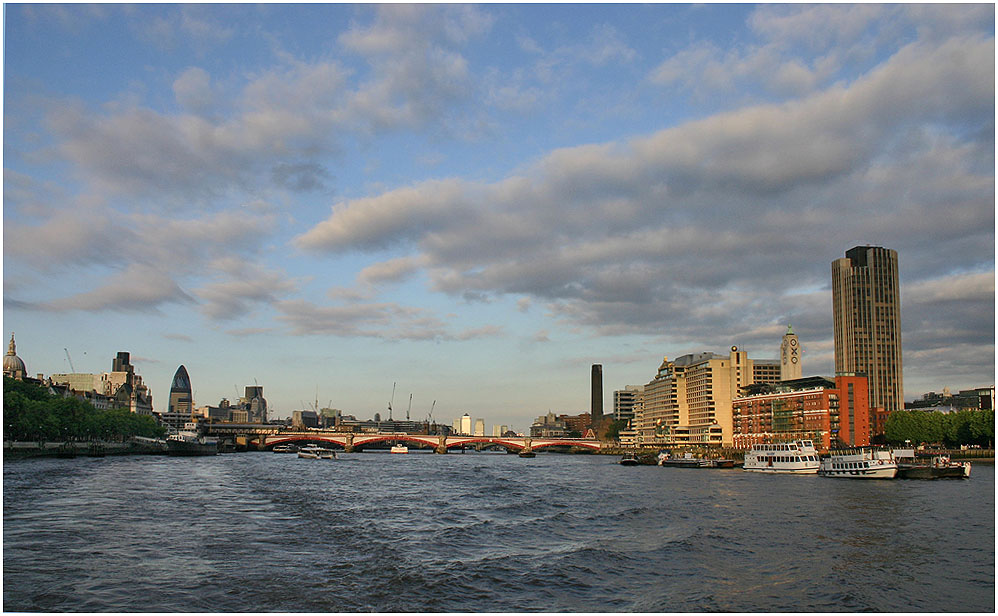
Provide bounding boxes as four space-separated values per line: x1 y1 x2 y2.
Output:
204 424 602 453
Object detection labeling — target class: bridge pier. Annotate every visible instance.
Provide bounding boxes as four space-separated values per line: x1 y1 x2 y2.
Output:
344 434 355 453
435 435 447 454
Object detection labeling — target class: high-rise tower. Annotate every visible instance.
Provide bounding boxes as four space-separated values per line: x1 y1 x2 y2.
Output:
169 365 194 417
831 246 903 414
591 364 603 426
780 325 802 381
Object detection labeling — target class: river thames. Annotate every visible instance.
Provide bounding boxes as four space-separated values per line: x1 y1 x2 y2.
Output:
3 451 994 612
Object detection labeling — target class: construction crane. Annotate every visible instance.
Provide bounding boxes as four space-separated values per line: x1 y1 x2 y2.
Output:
406 393 412 421
64 348 76 372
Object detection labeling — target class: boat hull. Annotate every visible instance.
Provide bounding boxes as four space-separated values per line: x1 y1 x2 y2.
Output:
166 441 218 456
898 464 971 479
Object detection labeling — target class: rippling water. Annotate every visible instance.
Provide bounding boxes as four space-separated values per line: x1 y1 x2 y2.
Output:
4 451 994 612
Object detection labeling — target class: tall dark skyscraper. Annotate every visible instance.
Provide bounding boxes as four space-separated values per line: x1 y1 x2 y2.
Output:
831 246 903 414
591 364 603 426
169 365 193 417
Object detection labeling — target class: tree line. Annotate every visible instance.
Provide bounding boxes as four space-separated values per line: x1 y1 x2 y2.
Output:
884 408 994 448
3 377 165 442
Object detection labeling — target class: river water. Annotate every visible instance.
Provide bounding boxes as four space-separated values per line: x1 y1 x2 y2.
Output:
3 451 994 612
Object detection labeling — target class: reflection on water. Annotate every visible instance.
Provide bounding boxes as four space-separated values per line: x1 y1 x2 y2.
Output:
4 453 994 612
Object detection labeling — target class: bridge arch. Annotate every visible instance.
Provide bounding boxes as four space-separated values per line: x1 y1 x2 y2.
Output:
266 435 347 450
351 435 439 450
531 440 601 451
443 438 525 451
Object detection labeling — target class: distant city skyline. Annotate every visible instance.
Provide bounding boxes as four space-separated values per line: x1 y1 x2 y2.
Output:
3 4 994 428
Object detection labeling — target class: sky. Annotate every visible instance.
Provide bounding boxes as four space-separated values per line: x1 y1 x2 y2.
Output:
3 3 995 430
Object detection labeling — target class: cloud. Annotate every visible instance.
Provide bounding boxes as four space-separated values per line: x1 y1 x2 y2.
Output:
357 256 426 286
295 31 994 357
38 265 196 314
192 259 299 321
274 298 504 342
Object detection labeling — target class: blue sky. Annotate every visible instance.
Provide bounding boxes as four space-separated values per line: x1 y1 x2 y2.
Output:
4 4 994 430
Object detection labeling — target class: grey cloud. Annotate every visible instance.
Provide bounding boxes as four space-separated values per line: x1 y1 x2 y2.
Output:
275 298 503 342
39 265 196 314
271 162 331 192
193 260 299 321
357 256 426 286
295 32 993 369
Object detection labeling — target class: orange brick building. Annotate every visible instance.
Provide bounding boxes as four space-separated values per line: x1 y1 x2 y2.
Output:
732 375 870 451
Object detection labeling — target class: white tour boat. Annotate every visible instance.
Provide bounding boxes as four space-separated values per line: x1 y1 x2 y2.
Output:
298 446 336 459
390 444 409 454
819 449 897 479
742 440 820 474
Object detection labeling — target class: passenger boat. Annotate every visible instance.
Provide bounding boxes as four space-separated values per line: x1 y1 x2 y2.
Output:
892 449 971 479
166 423 218 456
390 444 409 454
819 449 897 479
742 440 819 474
298 446 336 459
272 444 297 454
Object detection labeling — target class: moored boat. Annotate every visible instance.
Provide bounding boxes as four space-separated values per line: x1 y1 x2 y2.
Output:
272 444 297 453
742 440 819 474
619 452 639 466
892 449 971 479
166 430 218 456
699 458 735 468
819 449 897 479
660 452 702 468
390 444 409 454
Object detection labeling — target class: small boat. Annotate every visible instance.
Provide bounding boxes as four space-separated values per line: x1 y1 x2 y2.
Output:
743 440 819 474
272 444 297 453
298 446 336 459
893 449 971 479
819 449 897 479
619 453 640 466
390 444 409 454
518 450 536 458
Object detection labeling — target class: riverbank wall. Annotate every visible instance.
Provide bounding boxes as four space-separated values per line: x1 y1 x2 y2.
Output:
3 439 168 460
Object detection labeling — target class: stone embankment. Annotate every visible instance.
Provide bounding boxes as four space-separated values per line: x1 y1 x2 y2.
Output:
3 438 168 459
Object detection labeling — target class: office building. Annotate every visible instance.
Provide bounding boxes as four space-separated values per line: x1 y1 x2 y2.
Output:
51 350 153 415
637 347 781 447
474 418 485 437
168 365 194 417
460 413 472 435
732 375 870 450
832 246 903 420
613 386 643 424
